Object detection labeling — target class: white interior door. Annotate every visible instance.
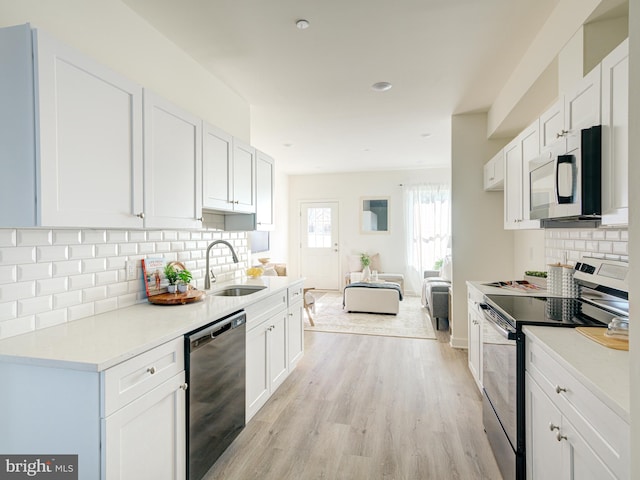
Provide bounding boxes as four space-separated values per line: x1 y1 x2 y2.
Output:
300 202 340 290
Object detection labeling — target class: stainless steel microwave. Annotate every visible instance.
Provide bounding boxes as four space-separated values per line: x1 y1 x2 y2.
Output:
528 125 601 222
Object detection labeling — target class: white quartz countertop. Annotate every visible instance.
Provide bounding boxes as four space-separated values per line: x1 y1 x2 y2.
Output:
0 276 302 372
467 280 557 297
523 325 629 422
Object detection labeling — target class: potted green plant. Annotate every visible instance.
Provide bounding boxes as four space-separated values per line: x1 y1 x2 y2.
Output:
360 253 371 282
164 263 179 293
177 268 193 293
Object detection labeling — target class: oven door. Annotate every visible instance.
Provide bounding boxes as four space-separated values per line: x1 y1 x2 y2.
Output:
481 304 517 480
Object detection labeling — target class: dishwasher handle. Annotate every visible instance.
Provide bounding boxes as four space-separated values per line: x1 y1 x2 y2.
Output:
188 312 245 352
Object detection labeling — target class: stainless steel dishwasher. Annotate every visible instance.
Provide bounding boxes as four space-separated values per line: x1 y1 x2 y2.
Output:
185 310 246 480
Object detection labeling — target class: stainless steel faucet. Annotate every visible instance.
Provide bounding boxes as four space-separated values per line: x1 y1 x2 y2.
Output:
204 240 240 289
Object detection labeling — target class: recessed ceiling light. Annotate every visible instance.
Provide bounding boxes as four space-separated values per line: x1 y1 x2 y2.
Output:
421 133 432 138
283 143 293 148
371 81 392 92
296 19 310 29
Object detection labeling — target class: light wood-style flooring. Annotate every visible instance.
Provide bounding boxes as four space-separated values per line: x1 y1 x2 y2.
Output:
204 324 502 480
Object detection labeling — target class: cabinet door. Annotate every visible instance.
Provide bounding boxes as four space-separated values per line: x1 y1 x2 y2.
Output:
519 121 541 229
483 150 504 191
246 322 270 421
35 29 144 228
202 123 233 212
561 419 617 480
467 301 482 391
103 372 186 480
269 312 289 392
231 139 256 214
287 300 304 370
143 91 203 229
526 374 563 480
564 65 601 152
601 39 629 226
539 99 566 153
503 139 522 229
256 150 275 229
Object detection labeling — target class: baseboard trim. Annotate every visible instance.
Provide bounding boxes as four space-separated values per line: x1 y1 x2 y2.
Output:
449 335 468 349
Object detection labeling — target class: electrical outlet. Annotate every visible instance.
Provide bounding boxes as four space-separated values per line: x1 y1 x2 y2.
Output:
126 260 137 280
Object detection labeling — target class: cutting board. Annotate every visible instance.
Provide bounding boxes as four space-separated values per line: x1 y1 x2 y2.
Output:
576 327 629 351
148 289 205 305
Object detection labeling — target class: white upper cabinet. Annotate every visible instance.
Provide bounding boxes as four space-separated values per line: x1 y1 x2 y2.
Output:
232 139 257 214
143 91 203 229
202 126 256 215
483 150 504 191
256 151 275 229
202 123 233 211
539 99 565 154
504 121 540 230
564 65 601 152
0 24 144 228
601 39 629 226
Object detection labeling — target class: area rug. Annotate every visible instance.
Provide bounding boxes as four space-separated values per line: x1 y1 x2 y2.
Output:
304 291 436 340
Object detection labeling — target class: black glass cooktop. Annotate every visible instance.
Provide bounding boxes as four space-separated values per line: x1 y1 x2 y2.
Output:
484 295 617 329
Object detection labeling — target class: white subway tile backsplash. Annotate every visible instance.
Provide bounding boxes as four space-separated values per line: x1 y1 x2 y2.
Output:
0 246 36 264
96 244 118 257
69 274 95 290
605 230 620 241
82 258 107 273
0 302 17 321
0 227 247 339
585 241 598 252
579 231 592 239
18 296 52 316
82 230 107 244
53 291 82 309
52 260 82 277
17 229 52 246
37 246 69 262
83 286 107 302
0 316 35 338
0 230 17 247
592 230 606 240
52 230 81 245
0 282 36 302
36 310 67 329
0 266 17 285
18 263 52 281
96 271 118 285
68 303 94 322
36 277 68 296
598 241 613 253
69 244 95 259
106 231 128 243
613 242 628 255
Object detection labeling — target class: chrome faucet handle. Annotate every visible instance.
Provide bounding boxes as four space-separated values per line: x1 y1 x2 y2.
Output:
210 270 217 284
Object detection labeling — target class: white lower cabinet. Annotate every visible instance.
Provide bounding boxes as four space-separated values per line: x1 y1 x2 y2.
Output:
103 372 186 480
525 335 628 480
245 284 305 422
466 284 483 391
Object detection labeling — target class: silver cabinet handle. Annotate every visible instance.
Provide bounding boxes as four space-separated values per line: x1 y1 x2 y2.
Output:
549 423 560 432
147 366 156 375
197 217 203 222
180 383 188 391
556 432 567 442
555 385 567 394
136 212 145 219
556 130 568 138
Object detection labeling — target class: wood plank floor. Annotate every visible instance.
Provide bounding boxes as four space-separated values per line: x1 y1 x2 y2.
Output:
204 326 502 480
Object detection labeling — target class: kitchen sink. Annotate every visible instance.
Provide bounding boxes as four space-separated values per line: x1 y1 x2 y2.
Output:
211 285 266 297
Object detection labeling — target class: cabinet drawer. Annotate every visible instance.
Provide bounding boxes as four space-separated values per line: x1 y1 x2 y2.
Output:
288 283 304 305
102 337 184 417
244 291 287 328
526 339 629 479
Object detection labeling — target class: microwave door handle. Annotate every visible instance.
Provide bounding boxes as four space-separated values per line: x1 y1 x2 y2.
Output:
556 155 574 204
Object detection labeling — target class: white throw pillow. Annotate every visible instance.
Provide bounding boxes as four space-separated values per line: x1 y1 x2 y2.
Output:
348 255 363 272
441 255 452 281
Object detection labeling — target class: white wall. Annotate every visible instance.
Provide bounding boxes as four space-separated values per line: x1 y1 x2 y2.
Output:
451 113 514 349
288 168 450 294
0 0 250 140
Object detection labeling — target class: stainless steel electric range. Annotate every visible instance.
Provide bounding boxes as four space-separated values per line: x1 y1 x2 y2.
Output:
479 257 629 480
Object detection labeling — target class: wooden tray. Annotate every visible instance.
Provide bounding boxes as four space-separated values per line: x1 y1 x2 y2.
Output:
148 289 205 305
576 327 629 351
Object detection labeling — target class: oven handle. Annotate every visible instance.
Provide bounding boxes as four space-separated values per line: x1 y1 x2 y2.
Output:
479 304 517 340
556 154 574 204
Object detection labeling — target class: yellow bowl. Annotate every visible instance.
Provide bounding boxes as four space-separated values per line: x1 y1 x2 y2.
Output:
246 267 264 278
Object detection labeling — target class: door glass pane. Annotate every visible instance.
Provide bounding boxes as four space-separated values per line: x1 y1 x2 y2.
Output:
307 207 331 248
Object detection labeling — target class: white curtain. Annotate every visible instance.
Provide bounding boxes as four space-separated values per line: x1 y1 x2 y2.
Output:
403 184 451 294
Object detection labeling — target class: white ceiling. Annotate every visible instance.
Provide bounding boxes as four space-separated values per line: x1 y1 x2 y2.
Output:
123 0 560 174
